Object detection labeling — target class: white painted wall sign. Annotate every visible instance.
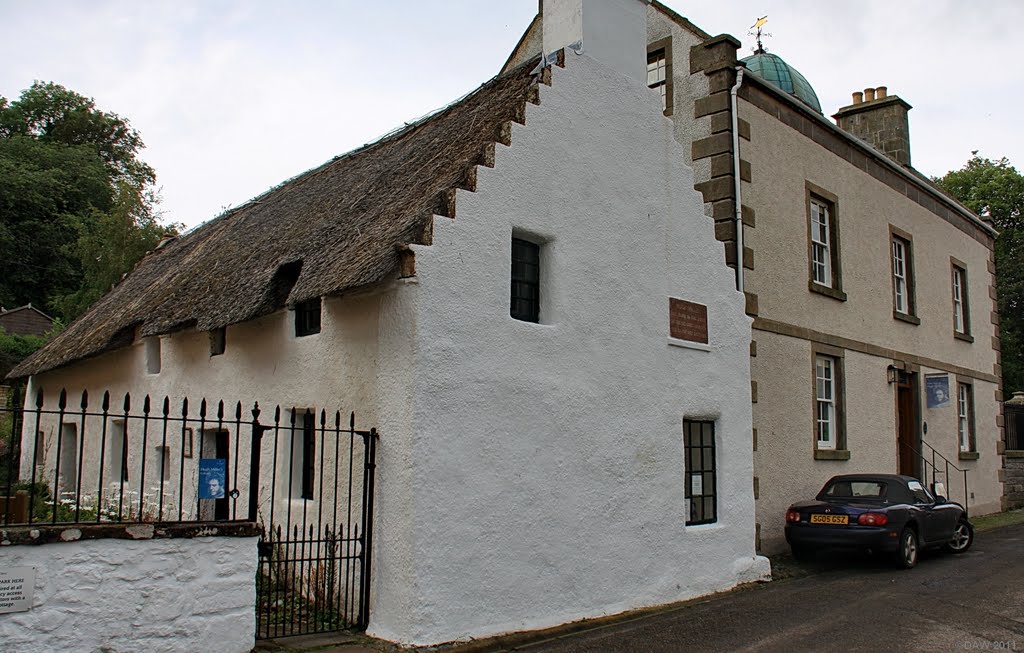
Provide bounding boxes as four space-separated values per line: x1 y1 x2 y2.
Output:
0 567 35 614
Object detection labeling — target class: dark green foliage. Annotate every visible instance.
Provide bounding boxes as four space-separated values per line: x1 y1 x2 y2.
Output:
0 326 51 379
0 81 178 322
937 156 1024 393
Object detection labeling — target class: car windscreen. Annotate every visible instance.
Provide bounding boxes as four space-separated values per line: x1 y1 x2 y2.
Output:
818 480 887 501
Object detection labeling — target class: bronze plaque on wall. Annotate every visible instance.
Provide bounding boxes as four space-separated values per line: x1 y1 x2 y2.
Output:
669 298 708 344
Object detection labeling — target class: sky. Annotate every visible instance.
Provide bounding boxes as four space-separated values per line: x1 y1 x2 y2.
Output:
2 1 1022 230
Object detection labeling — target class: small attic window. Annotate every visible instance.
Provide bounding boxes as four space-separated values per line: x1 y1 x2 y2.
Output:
144 337 161 375
295 298 321 337
210 327 226 356
647 38 673 115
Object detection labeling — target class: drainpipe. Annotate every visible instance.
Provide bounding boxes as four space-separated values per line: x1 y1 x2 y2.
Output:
730 66 745 293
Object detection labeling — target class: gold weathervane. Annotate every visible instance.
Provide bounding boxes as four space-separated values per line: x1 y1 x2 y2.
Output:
749 15 770 54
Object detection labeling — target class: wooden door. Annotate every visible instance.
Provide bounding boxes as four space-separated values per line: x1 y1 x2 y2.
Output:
896 374 918 476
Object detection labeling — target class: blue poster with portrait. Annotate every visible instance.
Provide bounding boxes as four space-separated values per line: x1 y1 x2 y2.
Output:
926 374 951 409
199 458 227 499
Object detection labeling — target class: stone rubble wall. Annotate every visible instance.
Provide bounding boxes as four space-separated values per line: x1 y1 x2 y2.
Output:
1003 453 1024 510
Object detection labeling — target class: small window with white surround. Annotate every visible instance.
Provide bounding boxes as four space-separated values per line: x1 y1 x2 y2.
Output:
805 183 845 300
890 227 918 324
957 382 975 454
810 199 832 287
815 355 837 450
647 38 673 115
812 345 848 459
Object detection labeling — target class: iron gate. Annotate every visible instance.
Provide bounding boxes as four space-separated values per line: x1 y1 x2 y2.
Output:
253 408 377 639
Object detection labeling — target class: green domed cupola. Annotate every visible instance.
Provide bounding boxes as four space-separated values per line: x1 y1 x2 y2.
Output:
741 50 822 114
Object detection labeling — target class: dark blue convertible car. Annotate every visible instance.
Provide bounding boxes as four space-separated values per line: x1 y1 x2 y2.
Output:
785 473 973 568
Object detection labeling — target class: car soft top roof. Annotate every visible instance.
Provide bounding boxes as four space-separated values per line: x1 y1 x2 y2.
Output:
822 474 919 484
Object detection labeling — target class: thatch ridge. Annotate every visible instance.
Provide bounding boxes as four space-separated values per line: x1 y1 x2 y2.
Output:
12 56 546 379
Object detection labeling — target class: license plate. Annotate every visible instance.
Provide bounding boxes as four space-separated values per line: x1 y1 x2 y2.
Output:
810 514 848 525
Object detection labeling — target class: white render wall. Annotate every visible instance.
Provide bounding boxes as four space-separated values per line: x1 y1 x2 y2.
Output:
0 536 258 653
367 53 767 646
20 294 383 533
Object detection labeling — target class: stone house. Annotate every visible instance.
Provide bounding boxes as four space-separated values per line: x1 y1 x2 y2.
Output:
8 0 769 646
507 0 1004 553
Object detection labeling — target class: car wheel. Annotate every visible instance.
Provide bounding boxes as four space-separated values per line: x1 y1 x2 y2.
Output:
944 518 974 554
897 527 918 569
790 544 812 562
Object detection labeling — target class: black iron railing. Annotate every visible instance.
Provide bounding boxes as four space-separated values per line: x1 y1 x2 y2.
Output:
898 438 970 516
2 385 261 525
1007 404 1024 451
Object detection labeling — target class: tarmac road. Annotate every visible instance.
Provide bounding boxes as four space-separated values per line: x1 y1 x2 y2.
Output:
508 523 1024 653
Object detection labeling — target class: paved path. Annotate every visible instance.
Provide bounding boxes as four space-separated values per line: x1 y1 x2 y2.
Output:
505 523 1024 653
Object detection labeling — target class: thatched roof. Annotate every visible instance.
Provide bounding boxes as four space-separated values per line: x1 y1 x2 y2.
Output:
11 57 545 379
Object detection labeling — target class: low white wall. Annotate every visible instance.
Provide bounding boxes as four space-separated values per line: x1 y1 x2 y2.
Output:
0 535 258 653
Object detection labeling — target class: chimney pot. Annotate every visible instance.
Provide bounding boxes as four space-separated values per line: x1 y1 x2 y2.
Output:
864 87 876 102
852 91 863 105
876 86 887 99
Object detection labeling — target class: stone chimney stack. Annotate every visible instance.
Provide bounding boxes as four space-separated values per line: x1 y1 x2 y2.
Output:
833 86 913 167
542 0 652 84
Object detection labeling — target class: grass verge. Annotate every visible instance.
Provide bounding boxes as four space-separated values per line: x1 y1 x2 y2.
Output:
971 507 1024 532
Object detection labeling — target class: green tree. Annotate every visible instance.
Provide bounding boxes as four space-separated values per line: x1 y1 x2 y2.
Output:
936 155 1024 393
0 81 177 322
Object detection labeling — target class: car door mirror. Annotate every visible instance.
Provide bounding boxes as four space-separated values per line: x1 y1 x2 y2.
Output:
931 482 947 503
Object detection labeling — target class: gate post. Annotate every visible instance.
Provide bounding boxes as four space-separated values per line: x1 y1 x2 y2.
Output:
357 427 378 630
248 402 266 522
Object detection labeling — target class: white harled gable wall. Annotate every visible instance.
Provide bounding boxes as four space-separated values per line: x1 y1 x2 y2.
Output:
367 52 767 646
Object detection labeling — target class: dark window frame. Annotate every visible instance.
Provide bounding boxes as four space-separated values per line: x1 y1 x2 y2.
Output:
295 298 322 337
646 37 673 116
805 182 846 301
950 258 973 342
684 419 717 526
811 343 850 460
510 237 541 323
889 226 920 325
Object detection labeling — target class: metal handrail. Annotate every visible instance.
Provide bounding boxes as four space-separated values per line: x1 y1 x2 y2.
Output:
899 439 970 517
